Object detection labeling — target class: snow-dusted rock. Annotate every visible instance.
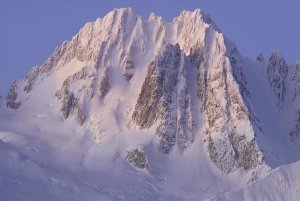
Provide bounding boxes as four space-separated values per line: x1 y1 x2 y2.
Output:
289 111 300 144
256 53 265 63
132 44 181 153
126 148 151 172
98 65 110 98
290 62 300 102
23 66 40 93
132 44 195 153
56 77 86 125
199 33 263 173
177 53 194 150
267 50 288 107
6 81 21 110
123 59 135 81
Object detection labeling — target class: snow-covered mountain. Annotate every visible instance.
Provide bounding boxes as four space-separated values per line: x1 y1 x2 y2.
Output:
1 8 300 201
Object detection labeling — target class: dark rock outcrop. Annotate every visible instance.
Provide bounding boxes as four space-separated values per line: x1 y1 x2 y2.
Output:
56 78 86 125
256 53 264 63
126 148 151 172
290 111 300 144
133 44 195 153
196 33 263 173
290 63 300 102
99 65 110 98
123 59 135 81
6 81 21 110
267 51 288 107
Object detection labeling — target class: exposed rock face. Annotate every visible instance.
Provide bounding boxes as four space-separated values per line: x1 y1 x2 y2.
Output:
290 63 300 102
130 11 263 171
154 44 181 153
126 148 151 172
194 29 263 173
256 53 264 63
24 66 40 93
6 81 21 110
132 44 195 153
290 111 300 144
61 90 76 119
132 60 162 129
56 77 86 125
132 44 180 153
267 51 288 107
123 59 135 81
204 63 262 172
0 96 3 107
176 54 194 150
287 63 300 144
99 65 110 98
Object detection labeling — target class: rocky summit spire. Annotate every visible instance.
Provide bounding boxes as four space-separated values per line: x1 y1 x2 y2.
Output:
267 50 288 107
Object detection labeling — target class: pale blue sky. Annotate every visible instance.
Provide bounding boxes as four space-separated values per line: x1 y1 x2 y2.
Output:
0 0 299 95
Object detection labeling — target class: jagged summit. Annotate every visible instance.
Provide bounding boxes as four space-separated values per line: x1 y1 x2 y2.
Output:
267 50 288 107
2 7 264 173
256 53 264 62
269 50 286 65
1 8 300 200
176 8 220 31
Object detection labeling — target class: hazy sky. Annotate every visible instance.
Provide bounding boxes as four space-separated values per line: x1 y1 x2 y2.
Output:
0 0 299 95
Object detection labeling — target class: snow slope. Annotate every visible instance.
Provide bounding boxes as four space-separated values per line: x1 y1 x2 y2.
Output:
207 160 300 201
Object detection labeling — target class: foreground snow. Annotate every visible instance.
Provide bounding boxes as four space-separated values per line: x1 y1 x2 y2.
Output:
0 127 299 201
208 161 300 201
0 113 244 201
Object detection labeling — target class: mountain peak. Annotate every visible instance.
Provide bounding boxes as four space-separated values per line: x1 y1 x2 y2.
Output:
178 9 207 21
257 53 265 62
148 12 164 22
267 49 288 107
107 7 136 20
269 50 285 62
2 7 300 200
102 7 139 27
175 9 220 32
110 7 135 16
2 6 292 176
268 50 289 71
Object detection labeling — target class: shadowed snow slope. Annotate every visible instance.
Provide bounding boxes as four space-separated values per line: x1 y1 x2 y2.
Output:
1 7 300 201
